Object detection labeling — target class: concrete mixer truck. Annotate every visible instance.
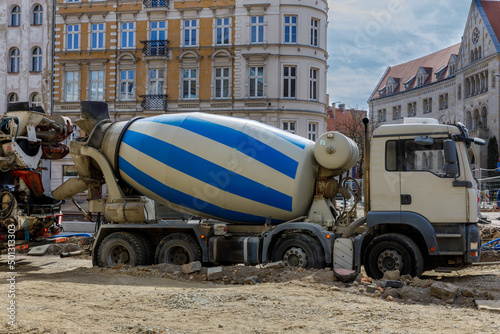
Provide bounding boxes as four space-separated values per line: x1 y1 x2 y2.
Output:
0 102 73 250
53 101 484 278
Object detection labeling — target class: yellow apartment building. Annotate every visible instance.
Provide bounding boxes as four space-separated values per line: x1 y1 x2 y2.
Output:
51 0 329 189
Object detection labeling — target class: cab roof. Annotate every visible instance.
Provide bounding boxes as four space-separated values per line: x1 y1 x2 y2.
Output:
373 122 460 138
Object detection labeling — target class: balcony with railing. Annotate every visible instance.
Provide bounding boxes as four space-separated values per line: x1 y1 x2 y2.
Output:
141 94 167 111
141 40 169 57
143 0 169 8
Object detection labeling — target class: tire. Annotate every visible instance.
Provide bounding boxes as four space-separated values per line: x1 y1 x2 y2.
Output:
271 234 325 269
97 232 148 267
364 233 424 279
136 234 155 265
155 233 202 265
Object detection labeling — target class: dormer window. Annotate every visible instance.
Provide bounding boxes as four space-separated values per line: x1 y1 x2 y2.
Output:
447 54 457 77
385 77 399 95
379 86 386 96
404 76 415 90
416 67 430 87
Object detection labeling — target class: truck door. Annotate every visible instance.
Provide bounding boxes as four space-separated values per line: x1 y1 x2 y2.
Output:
398 137 467 223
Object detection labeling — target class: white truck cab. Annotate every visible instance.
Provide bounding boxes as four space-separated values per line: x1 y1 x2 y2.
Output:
359 119 482 278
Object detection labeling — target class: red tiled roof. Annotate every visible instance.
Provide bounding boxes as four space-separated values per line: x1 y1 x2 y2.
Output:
480 1 500 45
327 107 366 133
369 43 460 101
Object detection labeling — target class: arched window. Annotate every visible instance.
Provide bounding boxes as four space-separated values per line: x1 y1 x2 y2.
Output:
438 151 444 170
32 47 42 72
30 93 42 108
428 152 433 170
7 93 18 110
481 106 488 128
10 6 21 26
33 5 43 25
470 50 474 62
472 109 479 130
9 48 20 73
422 152 428 170
465 111 472 129
478 46 482 59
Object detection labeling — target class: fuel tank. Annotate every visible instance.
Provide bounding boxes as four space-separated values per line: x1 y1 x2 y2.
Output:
98 113 358 224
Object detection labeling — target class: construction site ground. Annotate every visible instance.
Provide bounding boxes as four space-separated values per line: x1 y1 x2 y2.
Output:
0 220 499 333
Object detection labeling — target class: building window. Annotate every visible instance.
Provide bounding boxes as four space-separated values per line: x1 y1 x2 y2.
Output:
309 68 318 101
284 15 297 44
378 109 386 122
182 69 197 99
408 102 416 117
9 48 20 73
30 93 42 108
67 24 80 50
215 67 230 98
249 66 264 98
121 22 135 48
423 98 432 113
32 5 43 26
10 6 21 27
91 23 105 50
448 64 456 77
458 84 462 100
392 106 401 120
215 18 230 46
65 71 79 101
184 19 197 46
151 21 166 41
250 16 264 44
311 18 319 47
439 94 448 110
31 47 42 72
282 121 296 134
120 70 135 101
89 71 104 101
308 122 318 141
67 0 81 2
148 69 164 95
8 93 18 105
283 66 296 98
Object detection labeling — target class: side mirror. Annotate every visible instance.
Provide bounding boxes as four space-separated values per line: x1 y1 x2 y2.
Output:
443 140 458 177
473 138 486 146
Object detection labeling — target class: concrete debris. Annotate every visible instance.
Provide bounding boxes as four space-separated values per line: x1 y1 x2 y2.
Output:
430 282 459 301
264 261 285 269
243 276 261 285
333 268 357 283
28 244 51 256
400 286 423 302
379 280 404 289
382 270 401 281
182 261 202 274
206 267 224 281
475 300 500 312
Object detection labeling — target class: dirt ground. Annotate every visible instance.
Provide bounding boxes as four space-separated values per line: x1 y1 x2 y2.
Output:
0 249 499 334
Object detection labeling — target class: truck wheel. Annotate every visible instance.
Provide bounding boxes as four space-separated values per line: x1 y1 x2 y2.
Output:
364 233 424 279
271 234 325 269
97 232 148 267
137 234 155 265
155 233 202 265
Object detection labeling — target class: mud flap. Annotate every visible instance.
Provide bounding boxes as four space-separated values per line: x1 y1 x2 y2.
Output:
333 237 354 270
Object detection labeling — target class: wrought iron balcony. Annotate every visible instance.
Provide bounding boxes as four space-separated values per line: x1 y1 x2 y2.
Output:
141 94 167 111
143 0 169 8
141 40 169 57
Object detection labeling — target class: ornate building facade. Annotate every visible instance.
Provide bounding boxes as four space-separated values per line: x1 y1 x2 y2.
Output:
369 0 500 169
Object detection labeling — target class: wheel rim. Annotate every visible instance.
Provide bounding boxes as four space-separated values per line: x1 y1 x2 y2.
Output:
283 247 307 267
168 246 190 265
109 245 130 265
376 249 403 273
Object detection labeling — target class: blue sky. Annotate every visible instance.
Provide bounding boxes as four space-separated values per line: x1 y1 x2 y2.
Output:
327 0 473 110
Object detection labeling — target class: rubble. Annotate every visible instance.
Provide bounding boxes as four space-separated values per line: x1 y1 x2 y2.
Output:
182 261 202 274
430 282 459 301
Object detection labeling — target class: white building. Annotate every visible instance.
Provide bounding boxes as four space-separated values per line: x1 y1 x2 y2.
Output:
369 0 500 169
0 0 53 113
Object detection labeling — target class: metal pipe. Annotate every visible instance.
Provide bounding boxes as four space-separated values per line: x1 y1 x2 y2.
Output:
363 118 371 216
